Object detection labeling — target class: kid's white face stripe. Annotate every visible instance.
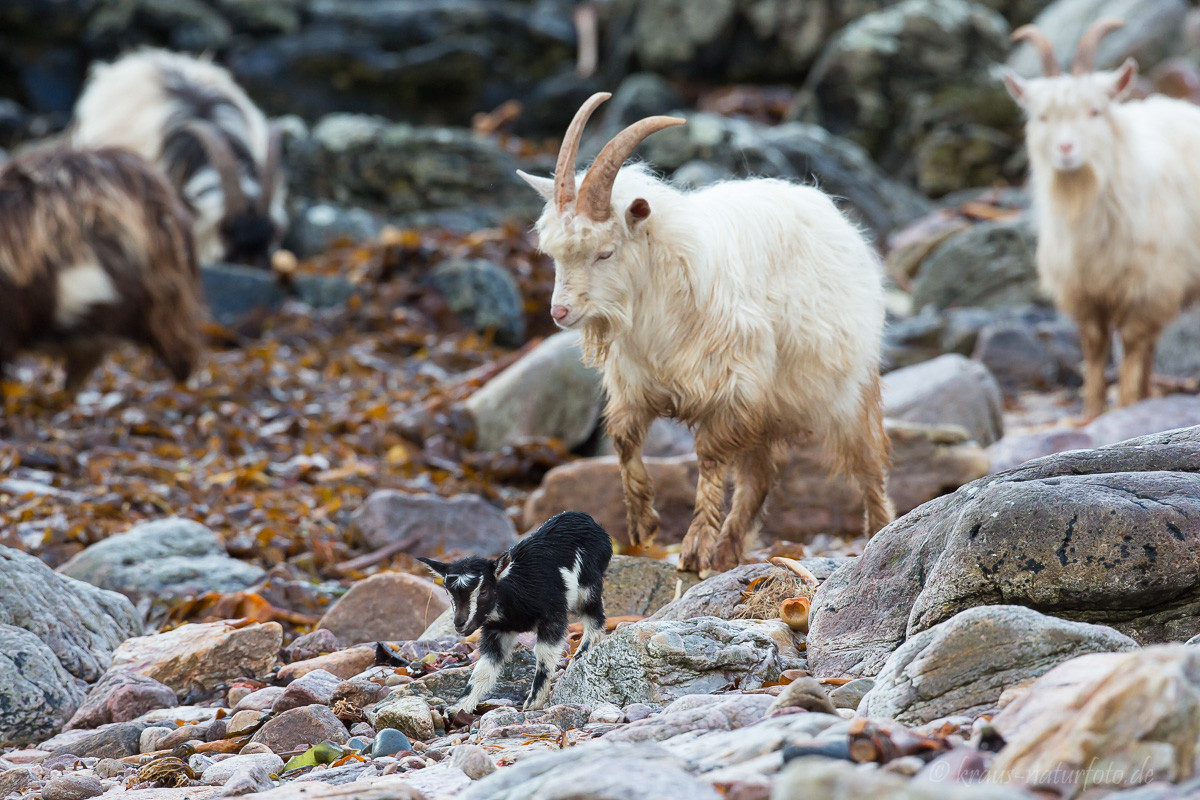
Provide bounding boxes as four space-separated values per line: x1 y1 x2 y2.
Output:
466 583 482 626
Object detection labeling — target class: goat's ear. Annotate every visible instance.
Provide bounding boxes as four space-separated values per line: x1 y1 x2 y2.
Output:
1002 70 1028 105
626 198 651 228
416 557 449 576
1106 57 1138 100
493 552 513 581
516 170 556 202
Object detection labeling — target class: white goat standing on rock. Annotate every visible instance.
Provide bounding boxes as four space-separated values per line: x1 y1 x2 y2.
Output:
1005 20 1200 417
518 93 893 575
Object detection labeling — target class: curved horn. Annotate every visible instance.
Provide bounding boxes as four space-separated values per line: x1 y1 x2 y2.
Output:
1011 25 1061 76
576 115 685 221
257 123 282 216
181 120 248 218
1072 19 1125 75
554 91 611 214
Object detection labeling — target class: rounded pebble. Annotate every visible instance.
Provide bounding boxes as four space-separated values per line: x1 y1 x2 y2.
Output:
349 722 375 738
42 774 104 800
399 756 427 770
93 759 126 779
370 728 412 758
239 742 275 756
140 726 173 754
347 736 372 752
622 703 656 722
384 674 412 686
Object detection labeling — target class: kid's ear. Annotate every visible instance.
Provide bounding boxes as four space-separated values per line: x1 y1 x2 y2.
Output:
416 557 449 576
494 551 513 580
1002 70 1028 105
517 170 556 202
626 197 651 228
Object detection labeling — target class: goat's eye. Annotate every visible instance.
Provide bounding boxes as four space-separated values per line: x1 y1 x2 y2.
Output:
1089 108 1101 118
596 249 614 262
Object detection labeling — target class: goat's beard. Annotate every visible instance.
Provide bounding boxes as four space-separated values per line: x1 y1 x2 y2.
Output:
579 299 633 367
1049 165 1102 224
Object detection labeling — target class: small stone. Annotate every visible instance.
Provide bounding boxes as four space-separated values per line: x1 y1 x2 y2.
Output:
398 756 427 770
449 744 495 780
206 718 228 742
347 736 372 752
623 703 656 722
201 753 284 786
65 671 178 730
331 678 388 709
367 696 434 742
94 758 127 778
249 705 349 753
349 722 375 738
49 722 147 760
782 740 854 762
226 686 252 708
105 621 282 695
158 724 205 750
284 629 341 662
272 669 341 713
588 703 624 724
141 726 174 753
369 728 412 758
227 710 265 735
277 647 376 682
233 687 284 713
41 774 104 800
317 575 449 646
218 763 274 795
828 679 875 711
239 742 274 756
0 767 38 796
385 674 411 687
768 678 836 716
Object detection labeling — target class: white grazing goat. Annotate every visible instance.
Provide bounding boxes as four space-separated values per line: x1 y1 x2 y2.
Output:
1005 20 1200 417
518 93 893 574
72 48 286 268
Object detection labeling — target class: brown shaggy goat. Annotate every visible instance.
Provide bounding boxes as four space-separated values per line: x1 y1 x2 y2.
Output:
0 147 204 394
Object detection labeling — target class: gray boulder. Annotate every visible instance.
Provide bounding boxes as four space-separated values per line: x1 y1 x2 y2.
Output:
971 315 1082 396
287 114 542 225
1008 0 1188 79
859 605 1136 724
552 617 804 706
1 545 140 683
633 112 931 243
425 259 525 348
57 518 265 602
0 626 86 747
883 354 1004 446
808 426 1200 679
911 217 1041 312
465 331 603 452
799 0 1015 181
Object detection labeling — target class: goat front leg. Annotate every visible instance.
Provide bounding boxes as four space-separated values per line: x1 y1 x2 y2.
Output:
1117 321 1160 407
608 406 659 549
709 444 776 573
524 620 568 711
1076 313 1111 419
679 433 729 574
449 629 515 715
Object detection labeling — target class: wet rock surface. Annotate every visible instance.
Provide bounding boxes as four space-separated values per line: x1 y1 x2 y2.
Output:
809 426 1200 679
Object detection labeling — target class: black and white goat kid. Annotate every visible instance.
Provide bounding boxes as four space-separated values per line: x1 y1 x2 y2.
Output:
418 511 612 713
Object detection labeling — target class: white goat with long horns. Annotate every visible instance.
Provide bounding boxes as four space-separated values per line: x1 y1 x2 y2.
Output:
72 48 286 268
1005 20 1200 417
518 93 893 574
